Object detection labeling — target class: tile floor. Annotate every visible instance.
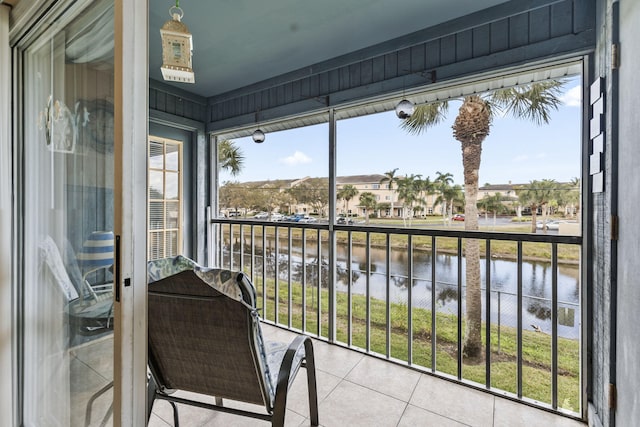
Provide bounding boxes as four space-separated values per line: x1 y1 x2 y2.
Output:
145 324 586 427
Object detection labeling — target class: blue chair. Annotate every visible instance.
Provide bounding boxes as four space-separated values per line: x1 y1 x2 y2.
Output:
76 231 114 300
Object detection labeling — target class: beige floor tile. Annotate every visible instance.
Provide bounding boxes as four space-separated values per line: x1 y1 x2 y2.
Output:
203 408 305 426
151 399 216 426
409 374 495 427
398 404 470 427
309 341 364 379
318 380 406 427
493 397 585 427
345 356 421 402
148 412 171 426
262 323 300 342
70 357 114 427
286 368 341 418
70 334 114 381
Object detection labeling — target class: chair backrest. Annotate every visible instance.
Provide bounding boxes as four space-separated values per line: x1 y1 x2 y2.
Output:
76 231 114 277
147 257 272 409
39 236 80 301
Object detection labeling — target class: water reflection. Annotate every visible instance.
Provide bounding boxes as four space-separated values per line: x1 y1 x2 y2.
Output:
226 238 580 339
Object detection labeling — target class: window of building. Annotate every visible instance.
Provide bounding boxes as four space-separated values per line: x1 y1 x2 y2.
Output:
148 137 182 259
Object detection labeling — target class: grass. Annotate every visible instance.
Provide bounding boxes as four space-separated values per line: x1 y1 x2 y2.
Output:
253 276 581 412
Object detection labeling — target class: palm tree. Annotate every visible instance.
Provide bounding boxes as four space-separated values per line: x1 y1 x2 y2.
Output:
563 177 580 220
434 171 454 218
358 192 377 225
218 139 244 176
401 80 564 358
380 168 399 218
477 192 506 229
516 179 561 233
396 174 423 227
337 184 359 217
419 176 437 208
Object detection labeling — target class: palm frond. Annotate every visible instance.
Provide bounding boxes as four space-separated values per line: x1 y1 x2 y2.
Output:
218 139 245 176
488 80 565 125
399 101 449 135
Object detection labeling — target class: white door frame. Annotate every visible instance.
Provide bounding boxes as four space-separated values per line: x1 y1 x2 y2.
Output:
114 0 148 424
0 3 14 425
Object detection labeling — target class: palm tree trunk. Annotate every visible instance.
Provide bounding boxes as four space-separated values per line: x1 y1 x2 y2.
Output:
530 204 538 233
462 141 483 358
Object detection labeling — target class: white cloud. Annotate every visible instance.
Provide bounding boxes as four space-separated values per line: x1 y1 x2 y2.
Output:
280 150 312 166
561 85 582 107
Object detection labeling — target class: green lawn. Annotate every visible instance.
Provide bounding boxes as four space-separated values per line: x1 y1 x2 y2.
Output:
253 277 580 413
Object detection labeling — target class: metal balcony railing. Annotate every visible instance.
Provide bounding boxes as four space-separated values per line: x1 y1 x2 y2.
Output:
209 218 583 416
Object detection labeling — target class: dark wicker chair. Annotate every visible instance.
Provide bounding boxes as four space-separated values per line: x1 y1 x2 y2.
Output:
146 256 319 427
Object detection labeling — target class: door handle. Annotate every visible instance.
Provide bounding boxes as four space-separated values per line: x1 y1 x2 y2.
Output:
115 234 121 302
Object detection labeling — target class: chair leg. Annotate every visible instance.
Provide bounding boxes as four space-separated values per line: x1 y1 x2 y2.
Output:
304 339 319 426
85 381 114 427
146 374 158 423
170 401 179 426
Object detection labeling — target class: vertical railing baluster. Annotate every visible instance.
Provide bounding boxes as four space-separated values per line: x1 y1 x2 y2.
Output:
552 243 559 409
274 226 280 324
228 223 234 270
215 223 220 267
262 226 267 317
485 240 492 388
517 241 523 398
215 224 224 268
457 237 463 380
287 227 293 328
366 231 371 352
407 234 414 365
302 228 307 333
431 235 437 372
385 233 391 358
317 229 322 337
250 225 255 282
347 230 353 347
239 224 244 270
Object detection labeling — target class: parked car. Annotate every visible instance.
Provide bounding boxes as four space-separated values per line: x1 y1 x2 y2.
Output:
536 220 561 230
270 213 285 222
286 213 306 222
452 214 465 221
253 212 268 219
337 216 354 225
298 216 318 223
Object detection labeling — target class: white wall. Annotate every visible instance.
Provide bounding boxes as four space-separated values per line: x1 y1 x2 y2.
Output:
615 0 640 425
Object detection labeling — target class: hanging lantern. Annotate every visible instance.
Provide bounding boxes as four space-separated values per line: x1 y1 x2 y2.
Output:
395 99 414 119
252 129 265 143
160 3 195 83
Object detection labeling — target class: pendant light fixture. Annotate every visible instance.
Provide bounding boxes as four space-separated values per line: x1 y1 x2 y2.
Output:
395 99 414 119
160 1 195 83
252 129 265 143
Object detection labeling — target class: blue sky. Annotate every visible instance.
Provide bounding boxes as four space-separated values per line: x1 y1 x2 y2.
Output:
220 77 582 187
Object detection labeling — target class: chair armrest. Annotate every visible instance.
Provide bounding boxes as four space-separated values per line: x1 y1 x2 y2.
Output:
273 335 318 425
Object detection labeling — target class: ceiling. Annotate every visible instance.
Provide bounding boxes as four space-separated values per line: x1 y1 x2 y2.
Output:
148 0 510 98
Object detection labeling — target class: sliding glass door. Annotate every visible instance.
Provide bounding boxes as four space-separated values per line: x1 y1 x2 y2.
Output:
22 2 116 425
